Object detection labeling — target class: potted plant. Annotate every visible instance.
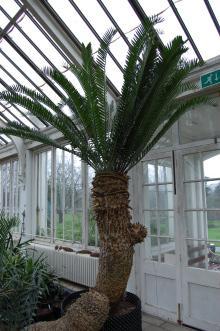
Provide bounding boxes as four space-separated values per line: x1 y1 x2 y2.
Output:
0 212 64 329
0 16 210 330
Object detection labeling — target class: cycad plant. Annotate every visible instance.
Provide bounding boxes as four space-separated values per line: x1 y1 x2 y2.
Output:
0 17 209 327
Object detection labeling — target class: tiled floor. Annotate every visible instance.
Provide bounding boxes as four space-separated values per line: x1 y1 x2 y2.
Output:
142 314 197 331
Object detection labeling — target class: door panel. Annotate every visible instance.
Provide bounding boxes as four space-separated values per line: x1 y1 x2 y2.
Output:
140 154 177 321
179 146 220 331
139 145 220 330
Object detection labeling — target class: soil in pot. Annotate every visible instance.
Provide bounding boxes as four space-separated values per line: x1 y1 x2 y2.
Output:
35 288 73 322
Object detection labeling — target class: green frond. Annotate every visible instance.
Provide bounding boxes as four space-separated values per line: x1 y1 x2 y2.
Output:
114 38 199 166
0 124 73 153
95 28 116 139
127 95 212 170
66 45 107 155
43 67 96 139
0 90 88 148
0 17 209 174
110 17 160 164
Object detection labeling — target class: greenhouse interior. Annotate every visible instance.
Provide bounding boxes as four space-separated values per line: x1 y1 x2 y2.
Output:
0 0 220 330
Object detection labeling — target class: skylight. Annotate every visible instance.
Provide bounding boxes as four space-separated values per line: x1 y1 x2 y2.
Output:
0 0 219 145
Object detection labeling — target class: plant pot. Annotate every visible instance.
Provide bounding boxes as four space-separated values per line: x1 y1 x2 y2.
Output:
61 290 142 331
35 288 73 322
35 305 54 322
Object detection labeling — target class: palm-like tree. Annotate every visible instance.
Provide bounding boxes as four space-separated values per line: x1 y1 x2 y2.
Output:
0 17 209 325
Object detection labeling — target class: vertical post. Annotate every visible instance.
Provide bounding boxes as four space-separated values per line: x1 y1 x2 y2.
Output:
51 147 56 243
71 153 75 243
82 161 88 248
62 150 65 241
25 149 35 237
9 160 13 217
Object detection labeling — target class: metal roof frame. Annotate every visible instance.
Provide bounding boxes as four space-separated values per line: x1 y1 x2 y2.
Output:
97 0 131 49
0 0 219 146
167 0 203 61
203 0 220 36
69 0 124 73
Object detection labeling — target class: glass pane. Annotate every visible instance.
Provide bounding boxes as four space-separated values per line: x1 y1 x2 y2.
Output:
186 239 207 269
179 99 220 144
73 155 82 186
145 236 159 262
152 127 173 149
0 10 10 29
0 52 34 89
88 210 97 246
185 182 203 209
138 0 196 59
159 211 174 236
73 185 82 242
160 238 176 264
102 0 140 41
203 151 220 179
185 211 205 239
12 161 17 215
88 166 97 246
63 151 73 241
48 0 99 51
143 185 156 209
207 211 220 241
158 184 173 209
208 241 220 271
74 0 112 33
56 149 64 240
37 152 50 238
10 27 51 70
6 163 10 212
73 0 129 69
176 0 220 60
109 37 129 69
47 151 52 237
209 0 220 23
1 39 44 86
144 210 157 235
143 161 156 184
157 158 172 183
105 56 123 91
184 153 201 180
205 180 220 209
88 166 95 188
0 0 20 17
17 15 67 72
73 156 82 243
2 164 6 209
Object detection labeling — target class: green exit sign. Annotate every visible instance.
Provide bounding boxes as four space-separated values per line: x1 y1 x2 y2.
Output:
200 69 220 88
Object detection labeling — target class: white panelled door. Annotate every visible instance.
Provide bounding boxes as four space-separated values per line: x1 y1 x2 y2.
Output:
177 145 220 331
139 152 178 322
139 145 220 330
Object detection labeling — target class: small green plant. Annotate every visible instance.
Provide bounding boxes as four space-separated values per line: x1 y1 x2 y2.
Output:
0 212 61 329
0 252 43 329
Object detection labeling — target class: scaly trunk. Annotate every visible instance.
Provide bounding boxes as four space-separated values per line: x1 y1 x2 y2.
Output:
29 172 147 331
92 172 147 304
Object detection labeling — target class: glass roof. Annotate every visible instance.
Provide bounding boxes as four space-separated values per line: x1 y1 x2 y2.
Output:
0 0 219 145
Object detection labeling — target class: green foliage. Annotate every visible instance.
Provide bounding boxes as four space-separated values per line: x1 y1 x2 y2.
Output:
0 17 211 173
0 211 18 254
0 252 44 329
0 213 60 329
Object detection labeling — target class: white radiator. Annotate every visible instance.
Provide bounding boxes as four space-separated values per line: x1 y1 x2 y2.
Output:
29 244 99 287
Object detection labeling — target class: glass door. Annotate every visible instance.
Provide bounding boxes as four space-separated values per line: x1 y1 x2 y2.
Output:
179 146 220 331
140 152 177 321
